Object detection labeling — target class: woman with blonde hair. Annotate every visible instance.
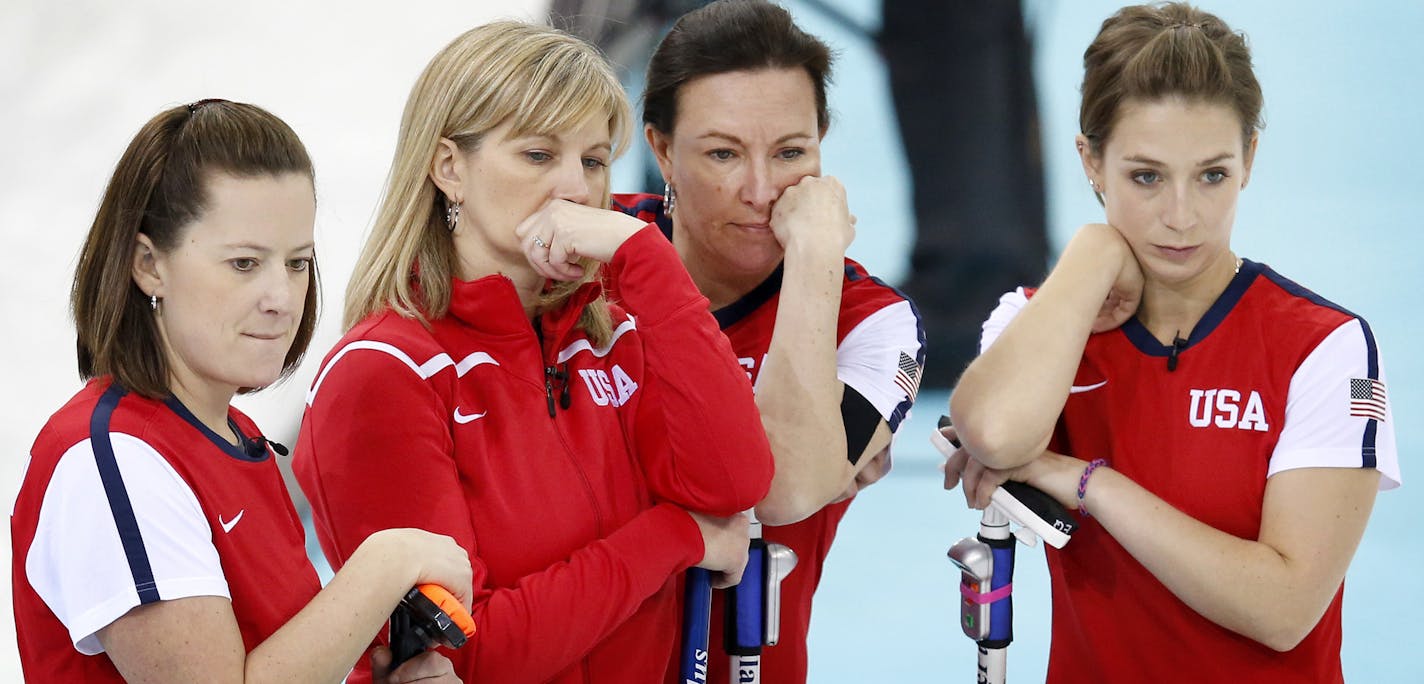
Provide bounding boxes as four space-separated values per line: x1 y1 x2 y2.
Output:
294 21 774 683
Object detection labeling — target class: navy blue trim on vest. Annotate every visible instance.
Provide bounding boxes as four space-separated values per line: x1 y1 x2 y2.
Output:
714 265 785 330
1121 259 1261 358
844 263 927 433
1255 263 1380 469
90 384 161 604
1356 319 1381 468
1256 261 1363 320
163 397 270 462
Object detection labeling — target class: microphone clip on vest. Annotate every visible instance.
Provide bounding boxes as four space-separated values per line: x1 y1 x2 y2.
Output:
1167 332 1187 372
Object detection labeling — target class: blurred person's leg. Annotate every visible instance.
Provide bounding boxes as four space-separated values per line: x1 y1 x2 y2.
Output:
882 0 1048 387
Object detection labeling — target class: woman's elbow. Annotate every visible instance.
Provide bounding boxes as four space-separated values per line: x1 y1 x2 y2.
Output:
658 474 768 518
723 470 773 516
1254 614 1321 653
1231 603 1324 653
722 434 776 511
754 492 818 527
1253 627 1308 653
648 442 773 515
754 465 849 526
948 408 1039 469
731 449 776 512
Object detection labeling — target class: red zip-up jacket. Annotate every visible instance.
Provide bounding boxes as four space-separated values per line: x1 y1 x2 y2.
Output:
294 225 773 683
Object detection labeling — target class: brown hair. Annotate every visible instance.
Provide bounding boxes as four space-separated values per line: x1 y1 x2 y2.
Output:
643 0 835 135
72 100 317 398
1080 2 1263 157
345 21 628 345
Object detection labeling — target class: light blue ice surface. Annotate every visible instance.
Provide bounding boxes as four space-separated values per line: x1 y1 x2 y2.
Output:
788 1 1422 682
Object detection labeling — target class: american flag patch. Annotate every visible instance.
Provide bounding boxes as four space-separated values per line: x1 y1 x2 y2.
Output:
894 351 921 401
1349 378 1387 422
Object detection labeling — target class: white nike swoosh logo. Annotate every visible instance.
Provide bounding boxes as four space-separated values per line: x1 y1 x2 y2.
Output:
453 407 487 424
1069 381 1108 394
219 510 244 534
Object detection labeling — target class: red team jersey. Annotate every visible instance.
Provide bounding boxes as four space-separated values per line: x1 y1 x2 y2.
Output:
12 378 320 681
295 225 773 684
614 194 926 684
981 260 1400 683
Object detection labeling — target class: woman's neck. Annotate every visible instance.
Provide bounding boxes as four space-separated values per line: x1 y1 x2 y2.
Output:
453 235 544 318
1137 253 1240 345
167 372 238 445
670 225 774 312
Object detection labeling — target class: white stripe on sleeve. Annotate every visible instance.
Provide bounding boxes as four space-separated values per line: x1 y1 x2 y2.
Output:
836 300 924 426
979 288 1030 354
1268 319 1400 489
26 433 229 655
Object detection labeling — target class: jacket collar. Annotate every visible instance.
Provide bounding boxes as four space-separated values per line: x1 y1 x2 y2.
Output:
445 272 604 359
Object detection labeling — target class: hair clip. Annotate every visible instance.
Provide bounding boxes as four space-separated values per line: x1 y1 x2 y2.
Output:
186 98 227 113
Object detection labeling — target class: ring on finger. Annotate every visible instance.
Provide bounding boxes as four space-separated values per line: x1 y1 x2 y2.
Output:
533 236 548 249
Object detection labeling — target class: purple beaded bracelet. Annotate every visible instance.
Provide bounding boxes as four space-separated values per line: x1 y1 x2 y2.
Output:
1077 458 1108 517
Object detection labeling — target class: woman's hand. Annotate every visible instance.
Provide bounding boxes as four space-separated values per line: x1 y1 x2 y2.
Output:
687 510 751 589
829 447 892 504
1064 223 1144 333
936 424 1084 511
515 199 648 281
364 529 474 613
769 175 855 257
372 647 462 683
936 424 1009 509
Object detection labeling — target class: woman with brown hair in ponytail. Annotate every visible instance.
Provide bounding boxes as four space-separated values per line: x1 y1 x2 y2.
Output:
11 100 471 683
943 3 1399 681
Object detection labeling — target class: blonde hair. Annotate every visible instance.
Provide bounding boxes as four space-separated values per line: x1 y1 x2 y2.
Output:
345 20 632 343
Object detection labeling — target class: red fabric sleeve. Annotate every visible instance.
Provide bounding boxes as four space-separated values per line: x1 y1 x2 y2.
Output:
294 344 704 683
609 225 775 516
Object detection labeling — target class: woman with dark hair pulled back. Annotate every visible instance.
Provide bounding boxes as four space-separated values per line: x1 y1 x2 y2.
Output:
612 2 926 681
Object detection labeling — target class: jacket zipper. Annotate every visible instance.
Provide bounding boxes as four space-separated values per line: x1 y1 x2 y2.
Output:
544 366 557 417
534 318 602 536
538 315 604 682
543 364 571 418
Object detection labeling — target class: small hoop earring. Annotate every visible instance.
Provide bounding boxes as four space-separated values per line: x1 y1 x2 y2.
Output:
150 294 159 311
663 182 677 216
1088 180 1101 193
444 200 461 232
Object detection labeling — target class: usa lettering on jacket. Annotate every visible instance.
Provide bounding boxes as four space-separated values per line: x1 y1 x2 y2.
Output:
578 365 639 407
1188 388 1269 431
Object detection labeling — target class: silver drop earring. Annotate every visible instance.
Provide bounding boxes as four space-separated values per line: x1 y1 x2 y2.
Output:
663 182 677 216
150 294 159 311
445 200 461 232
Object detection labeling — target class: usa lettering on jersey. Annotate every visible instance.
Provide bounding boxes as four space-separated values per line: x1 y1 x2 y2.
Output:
737 354 769 384
1187 388 1268 431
